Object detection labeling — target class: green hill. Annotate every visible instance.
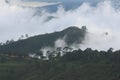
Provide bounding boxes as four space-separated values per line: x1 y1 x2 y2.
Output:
0 26 87 54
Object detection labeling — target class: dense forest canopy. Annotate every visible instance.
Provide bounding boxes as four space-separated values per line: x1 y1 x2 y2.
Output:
0 47 120 80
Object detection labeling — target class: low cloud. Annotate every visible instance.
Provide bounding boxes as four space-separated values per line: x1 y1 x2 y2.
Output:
0 0 120 50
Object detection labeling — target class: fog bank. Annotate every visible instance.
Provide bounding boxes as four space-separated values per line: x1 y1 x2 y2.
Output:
0 0 120 50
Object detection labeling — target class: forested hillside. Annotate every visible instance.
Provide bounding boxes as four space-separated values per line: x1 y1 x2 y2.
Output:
0 26 87 54
0 48 120 80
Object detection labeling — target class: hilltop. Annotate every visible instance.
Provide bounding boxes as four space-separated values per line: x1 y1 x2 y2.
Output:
0 26 87 54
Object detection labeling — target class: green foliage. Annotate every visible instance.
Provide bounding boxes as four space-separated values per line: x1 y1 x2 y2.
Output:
0 26 120 80
0 26 86 54
0 48 120 80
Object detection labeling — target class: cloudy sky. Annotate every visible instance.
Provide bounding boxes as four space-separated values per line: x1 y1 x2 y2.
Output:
0 0 120 50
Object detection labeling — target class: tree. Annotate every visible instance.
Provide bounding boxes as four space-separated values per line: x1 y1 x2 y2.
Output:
63 47 73 53
56 47 62 57
36 51 44 60
5 40 10 44
9 39 14 44
107 48 113 53
25 34 29 38
81 26 87 32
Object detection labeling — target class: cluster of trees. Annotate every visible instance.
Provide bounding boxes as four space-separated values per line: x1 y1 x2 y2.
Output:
62 48 120 63
18 34 29 40
31 47 120 63
0 34 29 46
1 46 120 64
0 47 120 80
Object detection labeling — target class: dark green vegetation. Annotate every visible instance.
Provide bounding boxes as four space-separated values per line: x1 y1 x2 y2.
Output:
0 48 120 80
0 26 86 54
0 26 120 80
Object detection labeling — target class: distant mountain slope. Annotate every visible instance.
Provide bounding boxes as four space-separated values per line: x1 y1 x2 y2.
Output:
0 26 87 54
